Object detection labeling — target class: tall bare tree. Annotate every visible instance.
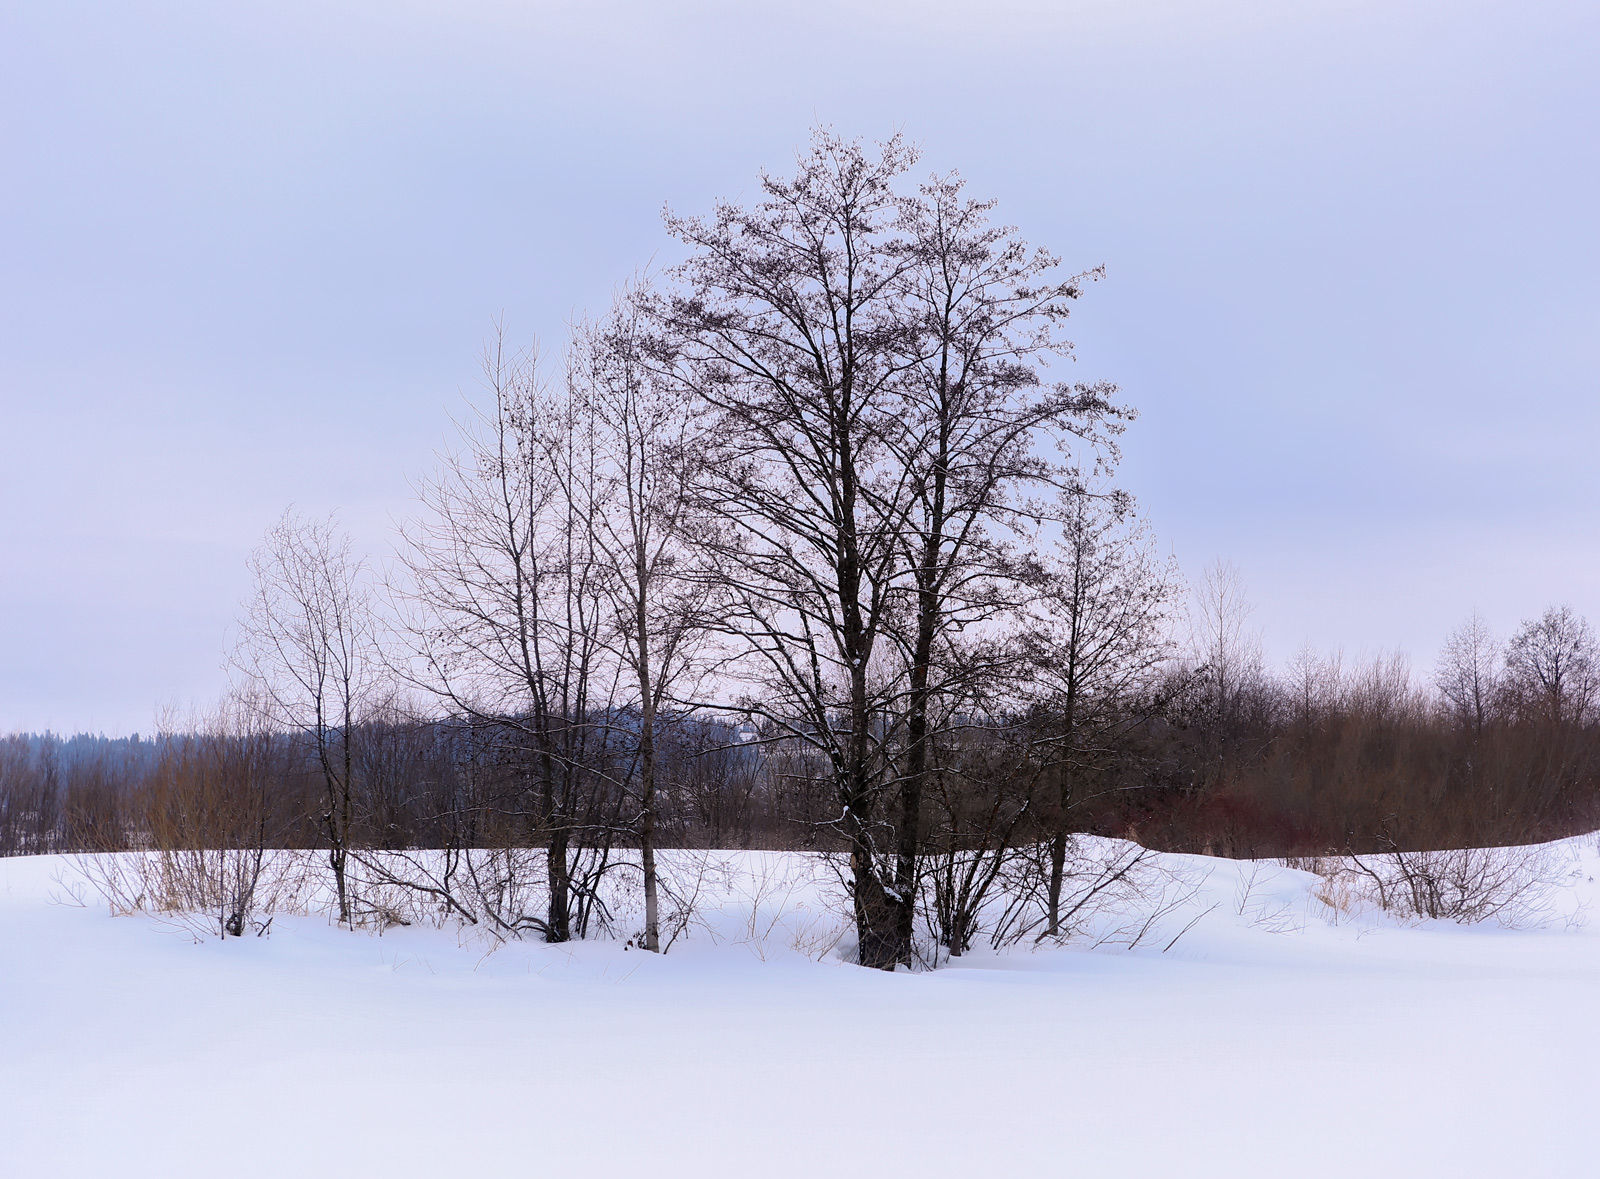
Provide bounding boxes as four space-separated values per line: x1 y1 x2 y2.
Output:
1025 492 1180 937
397 335 619 942
656 132 927 967
884 171 1125 954
571 295 715 952
235 510 379 924
656 129 1125 966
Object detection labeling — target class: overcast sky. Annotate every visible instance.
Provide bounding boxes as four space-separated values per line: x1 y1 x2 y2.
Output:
2 0 1597 734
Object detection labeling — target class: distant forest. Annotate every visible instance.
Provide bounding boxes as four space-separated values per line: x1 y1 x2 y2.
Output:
6 132 1598 967
7 613 1599 866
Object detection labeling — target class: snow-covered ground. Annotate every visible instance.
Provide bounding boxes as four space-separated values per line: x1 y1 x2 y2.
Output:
3 841 1597 1177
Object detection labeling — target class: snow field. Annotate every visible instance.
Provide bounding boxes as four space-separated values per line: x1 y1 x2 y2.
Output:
3 840 1598 1177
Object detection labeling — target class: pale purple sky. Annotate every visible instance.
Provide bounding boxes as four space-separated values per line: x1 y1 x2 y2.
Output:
2 0 1597 734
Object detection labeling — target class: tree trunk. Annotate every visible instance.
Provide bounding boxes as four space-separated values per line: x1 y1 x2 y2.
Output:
1046 682 1078 938
330 844 349 926
540 744 572 943
638 597 661 952
546 826 572 942
1045 826 1067 939
893 581 938 962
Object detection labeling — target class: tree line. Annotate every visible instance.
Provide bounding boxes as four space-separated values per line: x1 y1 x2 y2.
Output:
4 132 1598 966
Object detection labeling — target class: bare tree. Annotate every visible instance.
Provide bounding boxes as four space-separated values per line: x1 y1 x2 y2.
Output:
655 132 926 968
882 171 1125 957
397 334 621 942
1502 605 1600 727
1285 642 1344 734
656 129 1123 968
571 294 715 952
1026 492 1181 937
1192 559 1264 722
1435 611 1499 736
235 510 379 925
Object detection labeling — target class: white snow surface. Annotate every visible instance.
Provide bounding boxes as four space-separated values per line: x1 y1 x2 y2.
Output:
4 840 1599 1177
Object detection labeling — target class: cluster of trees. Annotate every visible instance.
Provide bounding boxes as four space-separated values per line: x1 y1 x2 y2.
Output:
1132 600 1600 859
0 732 156 857
5 132 1599 965
7 597 1600 954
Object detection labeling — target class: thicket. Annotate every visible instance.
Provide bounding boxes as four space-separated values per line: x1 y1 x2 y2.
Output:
6 610 1598 955
8 632 1599 861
